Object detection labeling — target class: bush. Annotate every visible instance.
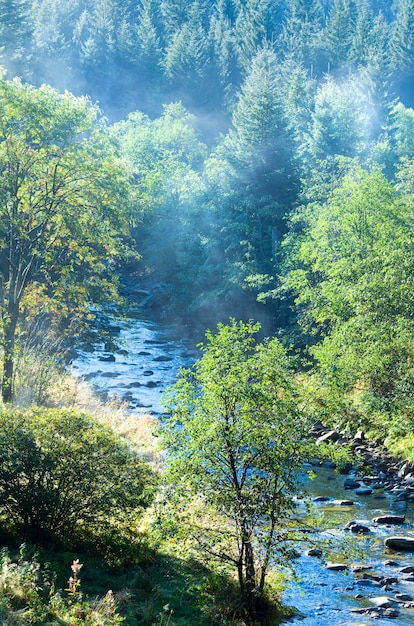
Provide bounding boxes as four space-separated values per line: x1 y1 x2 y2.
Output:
0 407 156 544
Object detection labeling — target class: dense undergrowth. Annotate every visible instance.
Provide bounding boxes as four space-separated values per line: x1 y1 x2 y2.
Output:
0 373 290 626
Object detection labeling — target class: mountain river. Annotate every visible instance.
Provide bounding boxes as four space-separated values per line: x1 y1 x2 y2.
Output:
71 314 414 626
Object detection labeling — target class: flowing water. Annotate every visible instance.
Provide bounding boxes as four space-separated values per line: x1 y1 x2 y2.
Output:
71 312 198 415
71 314 414 625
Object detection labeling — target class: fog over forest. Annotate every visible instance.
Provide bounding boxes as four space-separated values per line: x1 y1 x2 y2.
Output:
1 2 414 624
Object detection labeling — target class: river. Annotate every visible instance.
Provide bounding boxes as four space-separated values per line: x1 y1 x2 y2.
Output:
71 314 414 625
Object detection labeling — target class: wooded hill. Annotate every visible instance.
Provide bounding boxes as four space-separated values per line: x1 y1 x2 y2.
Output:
1 0 414 441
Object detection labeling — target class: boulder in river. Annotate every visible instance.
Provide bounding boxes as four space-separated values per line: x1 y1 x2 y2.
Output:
325 562 348 571
316 429 340 444
345 521 371 534
306 548 323 557
355 486 373 495
372 515 405 525
384 537 414 551
344 478 361 489
369 596 396 609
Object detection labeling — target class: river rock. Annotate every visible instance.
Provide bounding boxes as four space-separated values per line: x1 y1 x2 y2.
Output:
325 562 347 571
153 355 173 362
352 565 372 573
316 429 340 444
403 473 414 485
344 521 371 534
373 515 405 525
385 537 414 551
355 486 373 495
396 593 414 602
369 596 396 608
310 420 325 433
307 548 323 557
312 496 330 502
98 354 116 362
392 500 408 510
399 565 414 573
344 478 361 489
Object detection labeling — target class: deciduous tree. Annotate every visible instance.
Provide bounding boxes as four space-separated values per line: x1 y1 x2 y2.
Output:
160 319 310 624
0 76 131 402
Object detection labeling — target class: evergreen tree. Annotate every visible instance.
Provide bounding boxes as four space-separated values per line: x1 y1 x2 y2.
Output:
324 0 358 69
0 0 33 78
280 0 325 72
390 0 414 103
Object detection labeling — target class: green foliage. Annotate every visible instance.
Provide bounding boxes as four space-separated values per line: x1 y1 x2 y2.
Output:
282 164 414 433
159 319 310 622
0 76 132 401
0 407 156 545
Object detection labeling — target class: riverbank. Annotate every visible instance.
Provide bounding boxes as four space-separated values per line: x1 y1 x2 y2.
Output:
281 422 414 624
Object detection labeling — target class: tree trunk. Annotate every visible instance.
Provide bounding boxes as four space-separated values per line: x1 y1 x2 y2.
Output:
2 311 18 403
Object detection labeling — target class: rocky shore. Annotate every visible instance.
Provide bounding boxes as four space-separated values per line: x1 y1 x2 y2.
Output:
311 421 414 513
297 422 414 623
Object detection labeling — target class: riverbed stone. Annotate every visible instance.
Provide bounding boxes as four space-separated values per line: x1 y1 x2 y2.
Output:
395 593 413 601
316 429 340 444
402 472 414 485
369 596 396 608
373 515 405 525
98 354 116 362
385 537 414 551
352 565 372 573
306 548 323 557
312 496 330 502
344 521 371 534
392 500 408 510
325 562 348 571
355 486 373 495
399 565 414 573
344 478 361 489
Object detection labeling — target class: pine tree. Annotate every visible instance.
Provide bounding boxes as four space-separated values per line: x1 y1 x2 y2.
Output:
280 0 325 71
0 0 33 78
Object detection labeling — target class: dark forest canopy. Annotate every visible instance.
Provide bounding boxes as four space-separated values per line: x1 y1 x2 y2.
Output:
0 0 414 437
1 0 414 122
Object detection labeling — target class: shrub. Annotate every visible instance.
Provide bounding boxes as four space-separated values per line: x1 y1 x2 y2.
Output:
0 407 156 544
